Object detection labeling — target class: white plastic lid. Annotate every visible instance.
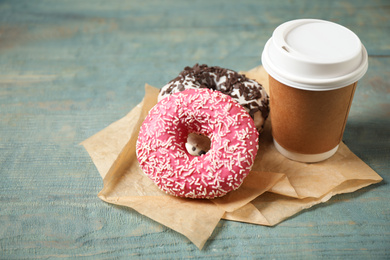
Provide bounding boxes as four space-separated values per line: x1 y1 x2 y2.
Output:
262 19 368 90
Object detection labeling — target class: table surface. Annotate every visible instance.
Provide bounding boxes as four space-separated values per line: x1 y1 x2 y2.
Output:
1 0 389 258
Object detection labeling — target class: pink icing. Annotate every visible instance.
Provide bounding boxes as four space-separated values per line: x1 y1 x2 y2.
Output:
136 88 259 199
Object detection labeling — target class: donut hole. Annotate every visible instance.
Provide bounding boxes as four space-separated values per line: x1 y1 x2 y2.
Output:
185 133 211 156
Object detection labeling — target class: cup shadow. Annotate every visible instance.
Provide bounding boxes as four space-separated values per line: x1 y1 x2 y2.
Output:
342 120 390 168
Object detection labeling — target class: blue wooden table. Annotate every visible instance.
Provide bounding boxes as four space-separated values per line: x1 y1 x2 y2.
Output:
1 0 389 258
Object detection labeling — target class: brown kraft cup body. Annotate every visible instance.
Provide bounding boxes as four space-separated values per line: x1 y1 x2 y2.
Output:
270 76 357 155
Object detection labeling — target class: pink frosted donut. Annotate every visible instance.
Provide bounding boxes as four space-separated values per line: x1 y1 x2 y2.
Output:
136 88 259 199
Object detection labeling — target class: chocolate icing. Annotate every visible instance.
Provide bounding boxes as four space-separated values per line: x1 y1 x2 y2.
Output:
160 64 270 125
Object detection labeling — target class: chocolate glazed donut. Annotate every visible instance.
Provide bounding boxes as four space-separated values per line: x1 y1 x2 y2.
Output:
158 64 269 156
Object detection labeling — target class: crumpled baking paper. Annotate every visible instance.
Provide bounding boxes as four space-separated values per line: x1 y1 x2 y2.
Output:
81 66 382 249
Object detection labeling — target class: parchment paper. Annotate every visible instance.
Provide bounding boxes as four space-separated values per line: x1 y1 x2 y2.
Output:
82 66 382 249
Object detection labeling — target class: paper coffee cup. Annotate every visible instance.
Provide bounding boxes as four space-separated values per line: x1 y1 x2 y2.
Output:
261 19 368 162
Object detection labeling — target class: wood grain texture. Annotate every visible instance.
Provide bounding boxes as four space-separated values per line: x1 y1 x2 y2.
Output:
0 0 389 258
